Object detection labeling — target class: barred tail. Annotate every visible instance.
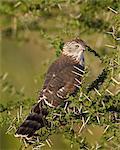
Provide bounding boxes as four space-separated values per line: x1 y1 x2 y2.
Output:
15 102 48 139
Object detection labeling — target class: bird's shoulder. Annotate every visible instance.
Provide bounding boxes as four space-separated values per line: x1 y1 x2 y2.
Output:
43 55 77 86
47 55 76 74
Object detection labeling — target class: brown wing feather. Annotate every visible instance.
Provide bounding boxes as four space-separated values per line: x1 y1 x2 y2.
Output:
42 55 84 106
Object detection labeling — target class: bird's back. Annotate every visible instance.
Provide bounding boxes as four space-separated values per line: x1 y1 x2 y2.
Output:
39 55 84 106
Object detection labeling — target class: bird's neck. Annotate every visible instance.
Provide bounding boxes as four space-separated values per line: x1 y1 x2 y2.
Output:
62 52 84 66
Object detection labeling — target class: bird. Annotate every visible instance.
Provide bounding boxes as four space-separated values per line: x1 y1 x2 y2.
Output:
15 38 86 139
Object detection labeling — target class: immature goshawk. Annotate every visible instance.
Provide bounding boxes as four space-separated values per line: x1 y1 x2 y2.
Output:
15 38 86 139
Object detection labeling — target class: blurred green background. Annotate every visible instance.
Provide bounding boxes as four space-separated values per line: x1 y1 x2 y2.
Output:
0 0 120 149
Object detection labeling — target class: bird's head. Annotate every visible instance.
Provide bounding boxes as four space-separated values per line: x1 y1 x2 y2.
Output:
62 38 86 65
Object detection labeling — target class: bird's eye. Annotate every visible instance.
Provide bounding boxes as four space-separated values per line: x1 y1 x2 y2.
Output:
75 44 79 48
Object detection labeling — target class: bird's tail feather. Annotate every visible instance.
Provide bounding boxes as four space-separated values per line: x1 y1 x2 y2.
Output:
15 101 48 139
